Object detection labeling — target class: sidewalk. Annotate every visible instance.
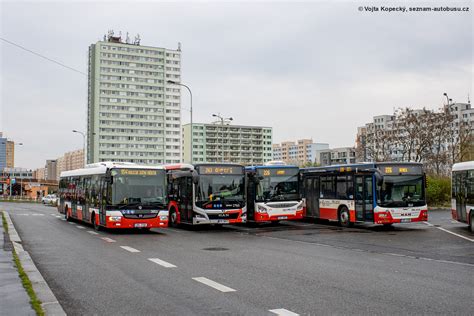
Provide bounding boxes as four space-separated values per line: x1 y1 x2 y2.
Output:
0 219 35 316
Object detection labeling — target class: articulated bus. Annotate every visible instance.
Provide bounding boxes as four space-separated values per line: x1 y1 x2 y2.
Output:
165 163 246 226
301 162 428 227
58 162 168 230
451 161 474 231
246 163 303 222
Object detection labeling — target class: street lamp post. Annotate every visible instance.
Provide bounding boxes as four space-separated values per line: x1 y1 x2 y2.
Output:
167 80 193 164
212 113 233 162
72 130 86 165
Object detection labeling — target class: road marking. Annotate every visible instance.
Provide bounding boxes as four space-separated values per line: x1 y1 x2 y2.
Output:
269 309 299 316
87 231 99 235
31 214 44 216
76 226 85 229
60 218 66 221
192 277 236 293
68 222 74 225
101 237 116 243
55 215 61 218
148 258 177 268
423 222 474 242
120 246 140 253
50 213 56 216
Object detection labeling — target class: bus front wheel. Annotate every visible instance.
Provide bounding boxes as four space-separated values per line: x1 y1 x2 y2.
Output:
169 208 178 228
92 213 101 231
338 206 353 228
469 212 474 233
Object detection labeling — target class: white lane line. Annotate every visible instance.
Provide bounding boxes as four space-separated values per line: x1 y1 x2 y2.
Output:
101 237 116 243
50 213 56 216
31 214 44 216
120 246 140 253
192 277 236 293
87 231 99 235
76 226 85 229
148 258 177 268
423 222 474 242
55 215 61 218
269 309 299 316
60 218 66 221
68 222 74 225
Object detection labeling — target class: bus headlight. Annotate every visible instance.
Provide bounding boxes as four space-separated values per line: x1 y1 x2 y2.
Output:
160 215 168 221
109 216 122 222
257 205 268 213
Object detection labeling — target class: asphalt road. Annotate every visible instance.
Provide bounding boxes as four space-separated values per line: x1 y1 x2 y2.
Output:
1 202 473 315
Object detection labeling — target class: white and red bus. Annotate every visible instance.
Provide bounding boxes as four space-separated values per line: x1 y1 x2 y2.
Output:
452 161 474 231
245 163 303 222
165 163 246 226
301 162 428 227
58 162 168 230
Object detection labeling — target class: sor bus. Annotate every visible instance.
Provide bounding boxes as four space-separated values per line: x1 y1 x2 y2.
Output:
246 163 303 222
451 161 474 231
58 162 168 230
301 162 428 227
165 163 246 226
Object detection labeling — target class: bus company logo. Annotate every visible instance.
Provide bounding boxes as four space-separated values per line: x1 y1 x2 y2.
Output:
138 206 143 210
138 214 144 218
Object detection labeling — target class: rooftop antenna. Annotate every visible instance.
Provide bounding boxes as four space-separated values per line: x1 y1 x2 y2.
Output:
134 34 141 45
468 93 471 104
126 32 130 44
178 42 181 51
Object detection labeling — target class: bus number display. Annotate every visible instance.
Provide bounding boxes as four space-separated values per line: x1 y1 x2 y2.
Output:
200 166 241 175
119 169 157 176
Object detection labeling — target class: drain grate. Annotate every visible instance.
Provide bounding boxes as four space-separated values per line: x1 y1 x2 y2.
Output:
202 247 229 251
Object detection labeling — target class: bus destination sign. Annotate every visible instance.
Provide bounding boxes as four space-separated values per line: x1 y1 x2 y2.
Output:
379 165 422 175
198 166 243 175
259 168 299 177
119 169 158 176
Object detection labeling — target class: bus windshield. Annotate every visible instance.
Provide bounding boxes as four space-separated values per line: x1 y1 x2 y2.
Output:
256 168 299 202
378 175 425 207
196 174 245 202
110 169 167 207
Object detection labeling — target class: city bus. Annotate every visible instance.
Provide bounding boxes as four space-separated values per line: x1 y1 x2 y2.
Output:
165 163 246 226
301 162 428 227
451 161 474 231
246 163 303 222
58 162 168 230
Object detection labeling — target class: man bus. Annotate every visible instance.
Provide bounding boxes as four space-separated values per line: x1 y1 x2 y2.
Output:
58 162 168 230
165 163 246 226
301 162 427 227
246 162 303 222
452 161 474 231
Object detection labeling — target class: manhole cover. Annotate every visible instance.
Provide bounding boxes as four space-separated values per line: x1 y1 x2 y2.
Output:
202 247 229 251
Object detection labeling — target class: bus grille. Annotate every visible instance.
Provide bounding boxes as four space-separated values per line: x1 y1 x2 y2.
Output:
122 214 158 219
207 213 240 220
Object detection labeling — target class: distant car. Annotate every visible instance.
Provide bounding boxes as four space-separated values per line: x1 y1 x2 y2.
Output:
42 194 58 205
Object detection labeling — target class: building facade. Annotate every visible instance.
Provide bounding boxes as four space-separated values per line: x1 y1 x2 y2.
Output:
0 133 15 170
45 160 57 181
56 149 85 180
272 139 329 166
317 147 356 166
182 123 273 165
87 32 182 164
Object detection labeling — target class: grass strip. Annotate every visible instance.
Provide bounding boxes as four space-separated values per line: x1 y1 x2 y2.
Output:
2 212 45 316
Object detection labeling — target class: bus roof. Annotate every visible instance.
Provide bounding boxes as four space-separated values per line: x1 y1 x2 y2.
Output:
302 162 423 173
163 163 194 171
452 161 474 172
60 162 165 178
245 165 299 171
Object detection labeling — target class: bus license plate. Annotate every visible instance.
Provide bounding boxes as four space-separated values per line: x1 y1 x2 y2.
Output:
401 218 411 223
134 223 147 228
278 216 288 220
217 220 229 224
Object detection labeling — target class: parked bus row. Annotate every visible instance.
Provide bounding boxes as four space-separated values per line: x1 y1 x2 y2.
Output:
57 160 438 231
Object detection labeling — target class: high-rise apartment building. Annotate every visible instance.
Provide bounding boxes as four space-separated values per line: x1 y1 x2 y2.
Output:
272 139 329 166
56 149 85 180
182 123 273 165
87 32 182 164
0 132 16 169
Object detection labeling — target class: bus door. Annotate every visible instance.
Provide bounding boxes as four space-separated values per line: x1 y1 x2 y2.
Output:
304 176 320 218
456 172 467 222
178 177 192 223
355 175 374 221
99 178 107 226
71 177 78 217
247 176 256 220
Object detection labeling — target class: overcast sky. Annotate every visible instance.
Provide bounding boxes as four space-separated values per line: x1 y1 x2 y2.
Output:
0 0 472 169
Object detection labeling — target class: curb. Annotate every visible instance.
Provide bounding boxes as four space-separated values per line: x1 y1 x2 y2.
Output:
3 211 66 316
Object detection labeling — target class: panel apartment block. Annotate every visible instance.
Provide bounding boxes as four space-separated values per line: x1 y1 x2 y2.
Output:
87 35 182 164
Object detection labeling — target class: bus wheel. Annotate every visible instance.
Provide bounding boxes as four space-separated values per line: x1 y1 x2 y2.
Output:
469 213 474 233
338 206 352 228
92 213 101 231
169 208 178 228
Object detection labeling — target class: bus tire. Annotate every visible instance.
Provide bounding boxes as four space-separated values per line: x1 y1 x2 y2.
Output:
169 208 178 228
92 213 101 231
469 212 474 233
338 206 352 228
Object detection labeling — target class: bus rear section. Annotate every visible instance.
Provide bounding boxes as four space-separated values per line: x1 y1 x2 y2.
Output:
58 162 169 230
246 164 303 222
451 161 474 231
166 163 246 226
302 163 428 227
